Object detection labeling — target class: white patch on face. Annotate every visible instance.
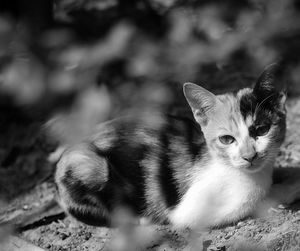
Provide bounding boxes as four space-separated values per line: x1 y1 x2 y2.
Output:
245 115 253 127
255 135 270 153
237 88 252 98
227 143 240 163
238 118 250 141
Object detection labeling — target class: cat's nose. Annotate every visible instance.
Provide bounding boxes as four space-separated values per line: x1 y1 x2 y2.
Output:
242 153 257 163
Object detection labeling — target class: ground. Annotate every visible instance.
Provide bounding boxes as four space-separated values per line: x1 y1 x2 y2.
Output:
0 97 300 251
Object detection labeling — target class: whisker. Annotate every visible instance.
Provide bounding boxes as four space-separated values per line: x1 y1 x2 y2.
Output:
254 93 276 116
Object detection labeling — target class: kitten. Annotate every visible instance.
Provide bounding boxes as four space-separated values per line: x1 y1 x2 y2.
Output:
55 65 288 230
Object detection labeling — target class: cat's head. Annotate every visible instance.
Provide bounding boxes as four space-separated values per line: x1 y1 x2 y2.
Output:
183 64 286 172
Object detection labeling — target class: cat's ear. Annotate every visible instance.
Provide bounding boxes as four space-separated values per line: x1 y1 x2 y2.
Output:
183 83 217 125
254 63 280 96
254 63 287 110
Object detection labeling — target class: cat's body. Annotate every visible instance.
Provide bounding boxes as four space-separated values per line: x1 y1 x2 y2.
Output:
55 65 288 230
56 115 208 226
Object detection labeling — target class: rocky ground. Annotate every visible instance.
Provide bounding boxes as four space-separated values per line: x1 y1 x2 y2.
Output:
0 98 300 251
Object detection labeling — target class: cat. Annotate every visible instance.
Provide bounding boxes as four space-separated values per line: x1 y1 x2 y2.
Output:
55 64 292 230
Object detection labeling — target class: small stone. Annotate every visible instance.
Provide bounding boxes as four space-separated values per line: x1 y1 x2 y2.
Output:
224 232 233 239
60 233 69 240
247 219 255 225
257 228 263 233
85 232 92 240
278 204 287 209
244 232 252 238
23 205 29 210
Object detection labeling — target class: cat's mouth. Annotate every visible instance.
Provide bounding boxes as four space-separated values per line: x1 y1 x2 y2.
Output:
240 156 265 172
243 163 263 173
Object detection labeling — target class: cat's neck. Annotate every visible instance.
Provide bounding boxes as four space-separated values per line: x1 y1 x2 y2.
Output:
202 149 274 187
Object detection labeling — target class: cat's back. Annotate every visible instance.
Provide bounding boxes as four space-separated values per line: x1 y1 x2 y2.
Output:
90 113 206 160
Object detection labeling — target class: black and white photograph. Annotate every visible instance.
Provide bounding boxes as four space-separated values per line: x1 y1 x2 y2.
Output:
0 0 300 250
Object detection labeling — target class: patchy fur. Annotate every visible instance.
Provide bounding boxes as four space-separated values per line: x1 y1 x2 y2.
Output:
55 65 291 230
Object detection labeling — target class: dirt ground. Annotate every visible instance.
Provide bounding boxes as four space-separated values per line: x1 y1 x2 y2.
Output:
0 97 299 251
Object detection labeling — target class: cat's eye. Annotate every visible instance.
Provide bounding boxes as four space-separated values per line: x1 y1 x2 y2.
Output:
256 125 270 136
219 135 236 145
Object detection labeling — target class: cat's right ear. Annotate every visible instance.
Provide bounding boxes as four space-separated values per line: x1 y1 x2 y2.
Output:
183 83 217 125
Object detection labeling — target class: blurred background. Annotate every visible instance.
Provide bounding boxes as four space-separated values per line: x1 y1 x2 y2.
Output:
0 0 300 231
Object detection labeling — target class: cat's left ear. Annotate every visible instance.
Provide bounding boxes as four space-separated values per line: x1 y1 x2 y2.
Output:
183 83 217 125
254 63 287 110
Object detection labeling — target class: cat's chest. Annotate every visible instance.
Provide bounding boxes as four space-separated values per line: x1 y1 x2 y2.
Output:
168 160 272 229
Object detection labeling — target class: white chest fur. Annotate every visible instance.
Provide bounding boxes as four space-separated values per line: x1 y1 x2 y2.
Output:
168 160 273 230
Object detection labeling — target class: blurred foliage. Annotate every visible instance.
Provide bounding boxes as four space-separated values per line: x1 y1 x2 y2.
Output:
0 1 300 248
0 0 300 142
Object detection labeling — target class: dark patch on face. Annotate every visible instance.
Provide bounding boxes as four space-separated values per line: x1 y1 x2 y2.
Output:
239 91 257 120
248 125 257 139
239 88 286 142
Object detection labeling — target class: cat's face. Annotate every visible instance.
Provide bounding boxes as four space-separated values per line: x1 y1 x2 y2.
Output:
184 65 286 172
